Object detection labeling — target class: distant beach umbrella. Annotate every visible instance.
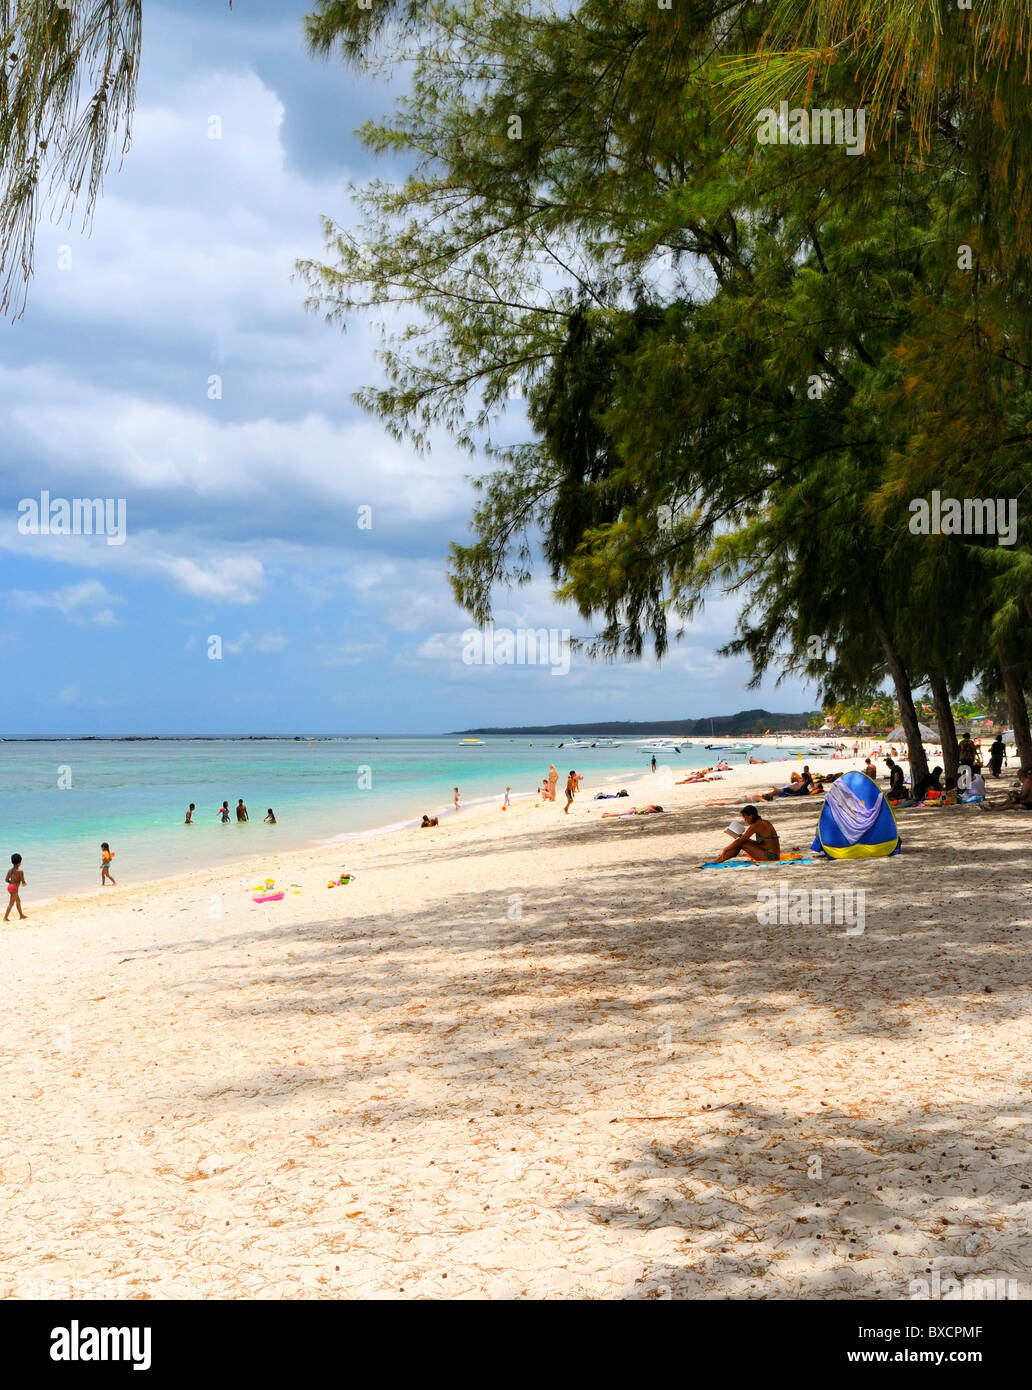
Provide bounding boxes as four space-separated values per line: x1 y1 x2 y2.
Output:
885 723 939 741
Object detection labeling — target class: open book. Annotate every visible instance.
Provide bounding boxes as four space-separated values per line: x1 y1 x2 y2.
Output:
724 818 746 838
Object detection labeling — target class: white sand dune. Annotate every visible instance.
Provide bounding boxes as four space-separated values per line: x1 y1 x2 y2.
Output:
3 752 1030 1300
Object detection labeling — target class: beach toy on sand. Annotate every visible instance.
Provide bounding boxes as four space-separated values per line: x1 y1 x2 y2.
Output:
253 892 285 903
264 878 275 888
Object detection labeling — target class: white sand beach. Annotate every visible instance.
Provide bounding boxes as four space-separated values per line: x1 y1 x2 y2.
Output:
3 750 1031 1300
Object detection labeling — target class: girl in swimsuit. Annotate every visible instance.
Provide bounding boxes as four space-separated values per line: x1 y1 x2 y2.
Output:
4 853 25 921
715 806 780 862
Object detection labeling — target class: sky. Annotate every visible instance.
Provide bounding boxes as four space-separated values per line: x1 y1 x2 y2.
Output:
0 0 817 736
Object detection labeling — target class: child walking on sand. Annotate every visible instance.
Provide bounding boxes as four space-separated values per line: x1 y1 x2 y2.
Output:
101 842 117 886
4 853 26 921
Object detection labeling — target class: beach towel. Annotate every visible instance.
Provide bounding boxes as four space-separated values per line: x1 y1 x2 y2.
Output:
702 854 820 869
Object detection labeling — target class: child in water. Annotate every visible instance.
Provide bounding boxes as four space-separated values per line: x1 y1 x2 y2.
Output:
4 853 26 921
264 808 276 824
101 843 117 886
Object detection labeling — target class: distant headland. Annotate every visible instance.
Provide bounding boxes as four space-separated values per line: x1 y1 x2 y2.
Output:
450 709 821 737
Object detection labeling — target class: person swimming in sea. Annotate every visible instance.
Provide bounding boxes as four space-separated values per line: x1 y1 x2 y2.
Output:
264 808 276 824
236 799 249 823
185 803 195 824
217 801 231 823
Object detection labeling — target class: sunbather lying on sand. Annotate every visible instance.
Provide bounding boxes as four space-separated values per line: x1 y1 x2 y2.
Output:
763 768 813 800
713 806 780 863
704 789 769 806
601 804 664 818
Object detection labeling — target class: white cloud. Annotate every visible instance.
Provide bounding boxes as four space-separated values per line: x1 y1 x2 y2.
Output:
157 554 266 604
8 579 123 626
224 630 288 655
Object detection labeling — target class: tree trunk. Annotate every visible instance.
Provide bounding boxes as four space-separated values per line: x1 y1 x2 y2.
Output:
930 674 959 781
1000 661 1032 770
873 617 929 784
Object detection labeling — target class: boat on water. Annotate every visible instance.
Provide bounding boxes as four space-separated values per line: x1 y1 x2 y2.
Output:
705 743 754 756
459 738 484 745
641 738 682 753
590 737 622 748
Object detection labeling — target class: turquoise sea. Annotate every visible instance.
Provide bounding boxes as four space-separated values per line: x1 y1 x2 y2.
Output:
0 735 797 899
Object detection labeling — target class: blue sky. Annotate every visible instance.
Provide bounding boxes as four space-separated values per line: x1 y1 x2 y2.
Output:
0 0 816 736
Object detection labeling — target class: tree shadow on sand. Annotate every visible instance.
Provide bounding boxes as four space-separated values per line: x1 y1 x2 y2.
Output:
125 798 1032 1297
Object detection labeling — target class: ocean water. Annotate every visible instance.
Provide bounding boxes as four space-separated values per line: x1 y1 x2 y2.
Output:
0 735 802 899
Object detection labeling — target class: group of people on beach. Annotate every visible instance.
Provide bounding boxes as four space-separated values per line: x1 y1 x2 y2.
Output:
8 801 283 918
861 731 1025 808
536 764 583 812
710 732 1026 866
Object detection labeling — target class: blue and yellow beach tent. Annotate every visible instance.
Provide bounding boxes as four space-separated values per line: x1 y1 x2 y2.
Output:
811 770 901 860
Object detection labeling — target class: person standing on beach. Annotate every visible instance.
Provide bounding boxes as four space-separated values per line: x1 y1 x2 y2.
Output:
185 803 195 824
454 786 460 812
547 765 559 803
988 735 1006 778
651 755 657 773
4 854 26 921
217 801 230 823
100 843 117 886
236 798 249 823
503 787 511 810
564 770 577 814
957 732 976 773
